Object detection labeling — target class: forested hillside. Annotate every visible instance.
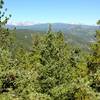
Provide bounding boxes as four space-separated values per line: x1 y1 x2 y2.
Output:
8 27 96 51
7 23 97 50
0 0 100 100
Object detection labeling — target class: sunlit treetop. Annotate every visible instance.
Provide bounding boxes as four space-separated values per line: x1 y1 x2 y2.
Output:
97 20 100 25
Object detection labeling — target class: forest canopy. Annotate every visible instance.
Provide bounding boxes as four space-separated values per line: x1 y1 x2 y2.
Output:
0 0 100 100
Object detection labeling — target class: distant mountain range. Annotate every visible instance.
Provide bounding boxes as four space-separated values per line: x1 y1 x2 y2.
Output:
6 23 99 50
7 23 98 32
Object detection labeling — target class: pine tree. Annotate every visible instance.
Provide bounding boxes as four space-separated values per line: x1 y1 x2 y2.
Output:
87 20 100 73
0 0 13 49
87 20 100 96
33 29 71 96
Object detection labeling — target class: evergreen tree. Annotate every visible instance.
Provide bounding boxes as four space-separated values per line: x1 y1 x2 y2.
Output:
87 20 100 98
87 20 100 73
0 0 13 49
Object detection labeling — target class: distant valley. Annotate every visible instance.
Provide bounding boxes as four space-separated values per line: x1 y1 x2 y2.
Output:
7 23 98 50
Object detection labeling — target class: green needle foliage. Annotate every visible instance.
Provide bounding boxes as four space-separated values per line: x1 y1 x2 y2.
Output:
0 0 100 100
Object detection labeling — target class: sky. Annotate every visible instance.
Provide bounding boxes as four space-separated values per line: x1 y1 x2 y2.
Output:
4 0 100 25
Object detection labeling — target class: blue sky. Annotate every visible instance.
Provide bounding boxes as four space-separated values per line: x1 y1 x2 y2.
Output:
4 0 100 25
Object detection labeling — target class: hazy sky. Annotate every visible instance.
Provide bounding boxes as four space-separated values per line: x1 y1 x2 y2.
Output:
4 0 100 25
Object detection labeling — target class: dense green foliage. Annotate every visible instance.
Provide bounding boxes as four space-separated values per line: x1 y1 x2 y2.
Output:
0 0 100 100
